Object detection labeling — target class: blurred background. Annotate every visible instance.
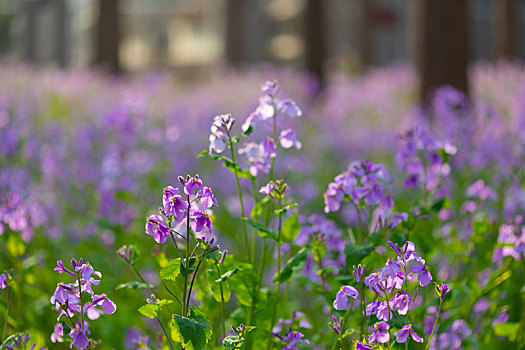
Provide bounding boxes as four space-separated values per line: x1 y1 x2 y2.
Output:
0 0 522 97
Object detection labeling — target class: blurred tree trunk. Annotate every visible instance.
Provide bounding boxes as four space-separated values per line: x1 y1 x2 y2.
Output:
496 0 515 58
359 0 372 68
226 0 244 65
94 0 120 74
416 0 469 100
304 0 325 88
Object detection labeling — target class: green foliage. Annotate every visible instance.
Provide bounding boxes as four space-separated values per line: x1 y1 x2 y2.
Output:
244 219 278 241
171 308 213 350
281 212 301 242
273 247 311 284
160 258 181 281
115 281 153 290
344 243 374 268
138 299 173 319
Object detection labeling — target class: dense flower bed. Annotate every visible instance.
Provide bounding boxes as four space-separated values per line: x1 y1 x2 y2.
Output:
1 61 525 349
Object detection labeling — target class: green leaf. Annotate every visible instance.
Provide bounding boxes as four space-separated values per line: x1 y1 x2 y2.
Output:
231 124 254 144
493 322 520 341
138 300 173 319
216 268 241 283
274 203 298 216
344 243 374 267
281 213 300 242
171 308 213 350
198 150 253 179
223 335 243 349
273 247 311 284
115 281 153 291
207 268 231 303
160 258 181 281
244 219 278 241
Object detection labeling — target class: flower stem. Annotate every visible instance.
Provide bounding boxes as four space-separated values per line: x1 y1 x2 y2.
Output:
229 135 251 264
157 317 175 350
267 196 283 350
185 257 204 314
216 264 226 340
77 272 84 331
425 299 443 350
183 201 191 317
1 285 10 344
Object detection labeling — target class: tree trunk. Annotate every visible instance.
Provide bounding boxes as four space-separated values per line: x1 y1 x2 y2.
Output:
304 0 325 88
496 0 515 58
94 0 120 74
416 0 469 100
359 0 372 68
225 0 244 65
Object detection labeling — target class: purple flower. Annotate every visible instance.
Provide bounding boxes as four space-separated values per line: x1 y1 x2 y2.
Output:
51 323 64 343
279 129 302 150
328 315 343 336
239 138 276 176
394 324 423 343
353 264 365 283
260 182 275 195
145 215 169 244
410 264 433 287
390 291 412 315
333 285 359 310
323 160 391 213
356 342 373 350
209 114 235 154
273 329 310 350
0 273 7 289
70 325 89 349
369 321 390 344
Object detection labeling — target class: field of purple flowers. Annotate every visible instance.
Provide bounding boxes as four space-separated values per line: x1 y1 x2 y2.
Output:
1 61 525 349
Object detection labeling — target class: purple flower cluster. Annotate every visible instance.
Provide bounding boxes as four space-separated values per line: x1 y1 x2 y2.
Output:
237 80 302 177
324 160 391 213
145 175 218 243
397 127 456 192
272 329 310 350
238 138 276 177
51 259 116 349
333 241 438 345
3 332 44 350
209 114 235 154
0 191 46 241
493 217 525 262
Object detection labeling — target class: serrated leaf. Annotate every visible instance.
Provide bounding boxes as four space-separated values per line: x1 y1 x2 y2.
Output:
273 247 311 284
115 281 153 291
244 219 278 241
171 308 213 350
231 124 254 144
160 258 181 281
138 300 173 319
281 212 300 242
198 150 253 179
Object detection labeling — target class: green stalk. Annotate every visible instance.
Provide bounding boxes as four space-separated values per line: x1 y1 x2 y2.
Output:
216 264 226 340
267 196 283 350
77 272 84 330
425 299 443 350
228 134 251 264
183 200 191 317
157 317 175 350
1 285 10 344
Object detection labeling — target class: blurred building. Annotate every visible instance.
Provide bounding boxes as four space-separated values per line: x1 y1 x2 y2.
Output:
0 0 524 71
